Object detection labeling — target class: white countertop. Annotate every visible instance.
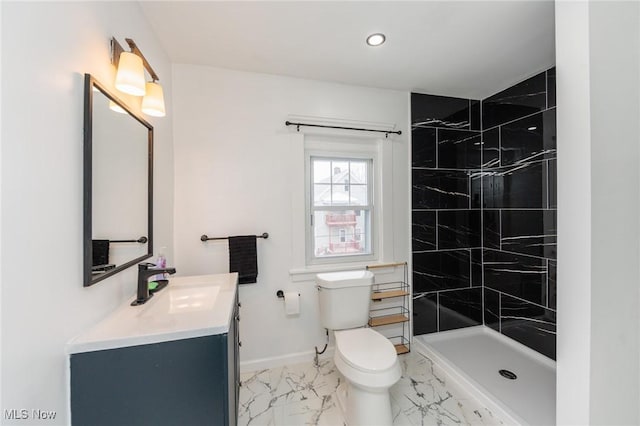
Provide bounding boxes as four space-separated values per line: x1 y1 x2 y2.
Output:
67 273 238 354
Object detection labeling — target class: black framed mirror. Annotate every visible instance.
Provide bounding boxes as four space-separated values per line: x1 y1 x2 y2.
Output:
83 74 153 286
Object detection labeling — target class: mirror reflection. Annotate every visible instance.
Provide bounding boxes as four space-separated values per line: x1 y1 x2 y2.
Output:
84 74 153 286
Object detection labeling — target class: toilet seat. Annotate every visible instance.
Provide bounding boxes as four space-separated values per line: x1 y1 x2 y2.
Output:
335 328 397 373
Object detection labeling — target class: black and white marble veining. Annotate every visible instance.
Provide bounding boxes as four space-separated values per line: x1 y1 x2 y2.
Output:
500 109 556 166
439 288 483 332
481 161 548 209
500 293 557 360
412 211 436 252
484 288 500 332
392 352 505 426
482 127 500 168
482 71 547 130
471 249 483 287
437 129 482 169
238 359 342 426
413 119 470 129
411 93 473 130
548 158 557 209
238 352 505 426
412 127 436 168
548 260 557 310
501 210 557 259
482 210 501 249
413 250 471 292
483 249 547 306
412 169 471 209
413 292 438 335
410 67 557 360
437 210 481 249
546 68 556 108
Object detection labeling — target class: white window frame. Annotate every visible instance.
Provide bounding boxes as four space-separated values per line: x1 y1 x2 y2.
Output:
305 144 379 266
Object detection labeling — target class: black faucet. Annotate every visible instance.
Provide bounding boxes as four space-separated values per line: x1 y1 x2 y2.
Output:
131 262 177 306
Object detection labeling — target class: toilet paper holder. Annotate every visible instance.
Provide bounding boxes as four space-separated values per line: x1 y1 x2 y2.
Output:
276 290 300 298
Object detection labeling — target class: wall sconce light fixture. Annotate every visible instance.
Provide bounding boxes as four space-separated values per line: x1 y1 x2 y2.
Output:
142 81 166 117
111 37 166 117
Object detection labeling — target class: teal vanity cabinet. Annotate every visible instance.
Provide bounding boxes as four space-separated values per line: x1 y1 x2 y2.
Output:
68 273 240 426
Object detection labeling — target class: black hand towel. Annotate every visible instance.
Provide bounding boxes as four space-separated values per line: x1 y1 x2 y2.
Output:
228 235 258 284
92 239 110 266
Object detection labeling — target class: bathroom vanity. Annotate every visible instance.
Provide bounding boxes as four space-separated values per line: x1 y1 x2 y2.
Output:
68 273 240 426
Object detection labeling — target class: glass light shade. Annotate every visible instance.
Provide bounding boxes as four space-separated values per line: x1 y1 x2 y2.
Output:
108 100 127 114
115 52 146 96
141 82 166 117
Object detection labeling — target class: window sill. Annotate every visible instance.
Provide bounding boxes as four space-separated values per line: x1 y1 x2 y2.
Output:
289 261 397 282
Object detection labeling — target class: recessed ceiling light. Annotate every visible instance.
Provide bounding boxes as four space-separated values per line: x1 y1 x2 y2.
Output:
527 126 537 131
366 33 386 47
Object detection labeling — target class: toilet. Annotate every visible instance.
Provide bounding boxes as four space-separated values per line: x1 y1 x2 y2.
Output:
316 270 401 426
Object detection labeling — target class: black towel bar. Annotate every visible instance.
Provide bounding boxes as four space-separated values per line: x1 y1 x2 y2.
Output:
110 236 148 244
200 232 269 242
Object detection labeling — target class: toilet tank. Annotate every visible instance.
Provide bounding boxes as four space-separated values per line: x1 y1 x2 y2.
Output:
316 270 374 330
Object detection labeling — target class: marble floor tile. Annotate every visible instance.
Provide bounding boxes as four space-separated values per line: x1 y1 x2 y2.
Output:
269 359 342 406
274 394 345 426
238 351 505 426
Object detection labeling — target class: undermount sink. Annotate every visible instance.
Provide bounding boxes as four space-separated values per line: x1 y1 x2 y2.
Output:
168 285 220 313
138 279 220 317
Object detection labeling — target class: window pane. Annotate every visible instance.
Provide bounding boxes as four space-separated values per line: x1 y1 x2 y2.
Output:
313 209 371 258
350 184 368 205
350 161 368 184
313 159 331 183
314 184 331 206
331 161 349 184
331 184 349 205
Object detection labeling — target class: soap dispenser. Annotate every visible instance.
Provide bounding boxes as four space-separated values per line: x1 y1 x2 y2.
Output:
151 247 168 282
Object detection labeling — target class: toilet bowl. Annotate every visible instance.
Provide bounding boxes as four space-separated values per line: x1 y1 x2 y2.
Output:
315 270 402 425
333 328 402 425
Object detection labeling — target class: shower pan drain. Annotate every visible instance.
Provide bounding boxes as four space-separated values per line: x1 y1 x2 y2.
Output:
499 369 517 380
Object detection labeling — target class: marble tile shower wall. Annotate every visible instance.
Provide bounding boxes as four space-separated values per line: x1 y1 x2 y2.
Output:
412 68 557 360
411 93 484 336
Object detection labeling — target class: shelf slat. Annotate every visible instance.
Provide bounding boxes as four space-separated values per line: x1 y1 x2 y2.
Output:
368 314 409 327
395 344 410 355
371 289 409 300
366 261 407 270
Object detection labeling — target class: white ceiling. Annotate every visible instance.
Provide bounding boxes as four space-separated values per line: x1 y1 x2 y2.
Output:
140 1 555 100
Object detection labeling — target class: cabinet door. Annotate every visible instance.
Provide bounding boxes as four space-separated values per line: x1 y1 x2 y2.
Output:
71 336 227 426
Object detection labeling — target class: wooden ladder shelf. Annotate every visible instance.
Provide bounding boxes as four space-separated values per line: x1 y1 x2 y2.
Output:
366 262 410 355
368 313 409 327
371 289 409 301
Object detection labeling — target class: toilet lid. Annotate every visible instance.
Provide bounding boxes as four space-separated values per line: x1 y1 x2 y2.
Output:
335 328 397 372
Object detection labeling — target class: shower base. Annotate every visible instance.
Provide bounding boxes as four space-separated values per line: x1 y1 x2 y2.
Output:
414 325 555 425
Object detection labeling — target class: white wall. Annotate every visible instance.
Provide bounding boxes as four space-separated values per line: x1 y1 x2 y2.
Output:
556 1 640 424
555 2 592 423
0 0 4 416
588 2 640 424
1 2 173 424
172 65 409 366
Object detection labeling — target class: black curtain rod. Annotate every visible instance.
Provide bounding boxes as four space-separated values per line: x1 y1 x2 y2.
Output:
110 236 148 244
285 121 401 136
201 232 269 242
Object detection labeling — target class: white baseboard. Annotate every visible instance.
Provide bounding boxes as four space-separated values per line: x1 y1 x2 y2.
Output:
240 346 336 372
